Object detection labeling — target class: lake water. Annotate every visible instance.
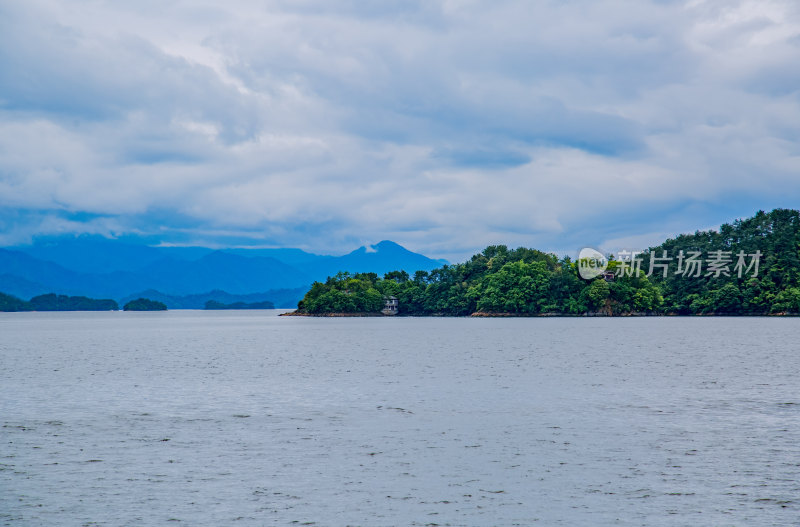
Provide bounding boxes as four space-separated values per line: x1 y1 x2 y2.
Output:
2 312 799 526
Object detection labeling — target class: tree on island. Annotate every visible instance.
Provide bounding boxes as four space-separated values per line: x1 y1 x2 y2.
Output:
123 298 167 311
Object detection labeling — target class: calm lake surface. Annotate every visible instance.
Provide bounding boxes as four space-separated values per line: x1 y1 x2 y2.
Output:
2 312 799 526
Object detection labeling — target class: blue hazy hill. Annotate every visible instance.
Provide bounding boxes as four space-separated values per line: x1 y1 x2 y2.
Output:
130 252 313 295
18 237 169 274
1 237 447 306
0 249 88 295
0 249 311 298
222 247 321 266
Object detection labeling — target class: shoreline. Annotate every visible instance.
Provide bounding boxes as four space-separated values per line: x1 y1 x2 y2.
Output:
280 311 385 317
281 310 800 318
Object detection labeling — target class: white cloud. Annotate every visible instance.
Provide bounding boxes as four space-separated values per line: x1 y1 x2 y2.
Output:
1 0 800 259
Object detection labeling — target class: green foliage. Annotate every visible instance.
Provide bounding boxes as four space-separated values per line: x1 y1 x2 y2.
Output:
298 272 386 313
384 270 410 282
771 287 800 314
296 209 800 316
646 208 800 314
586 279 610 312
711 283 742 314
123 298 167 311
0 292 29 312
470 261 550 313
0 292 118 312
29 293 118 311
297 244 660 316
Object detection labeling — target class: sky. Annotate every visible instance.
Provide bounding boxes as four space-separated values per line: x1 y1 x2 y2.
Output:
1 0 799 261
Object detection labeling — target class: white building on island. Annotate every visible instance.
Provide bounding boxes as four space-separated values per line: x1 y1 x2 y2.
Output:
382 296 398 315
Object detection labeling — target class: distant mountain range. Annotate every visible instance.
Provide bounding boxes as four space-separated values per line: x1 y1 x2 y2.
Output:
0 237 447 308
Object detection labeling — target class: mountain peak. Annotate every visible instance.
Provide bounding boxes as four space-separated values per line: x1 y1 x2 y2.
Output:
0 237 446 301
371 240 403 251
353 240 408 255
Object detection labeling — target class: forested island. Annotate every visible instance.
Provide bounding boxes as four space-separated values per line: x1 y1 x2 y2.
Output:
294 209 800 316
0 293 172 312
0 293 117 312
123 298 168 311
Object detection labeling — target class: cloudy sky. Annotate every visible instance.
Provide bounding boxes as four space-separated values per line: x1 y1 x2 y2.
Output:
1 0 799 260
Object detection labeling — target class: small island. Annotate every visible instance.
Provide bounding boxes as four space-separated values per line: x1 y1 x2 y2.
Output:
123 298 168 311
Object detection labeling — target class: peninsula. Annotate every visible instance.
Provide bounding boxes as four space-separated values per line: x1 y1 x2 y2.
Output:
290 209 800 317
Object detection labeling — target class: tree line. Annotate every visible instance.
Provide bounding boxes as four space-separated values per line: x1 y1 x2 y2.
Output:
0 293 118 312
0 293 168 312
298 209 800 316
